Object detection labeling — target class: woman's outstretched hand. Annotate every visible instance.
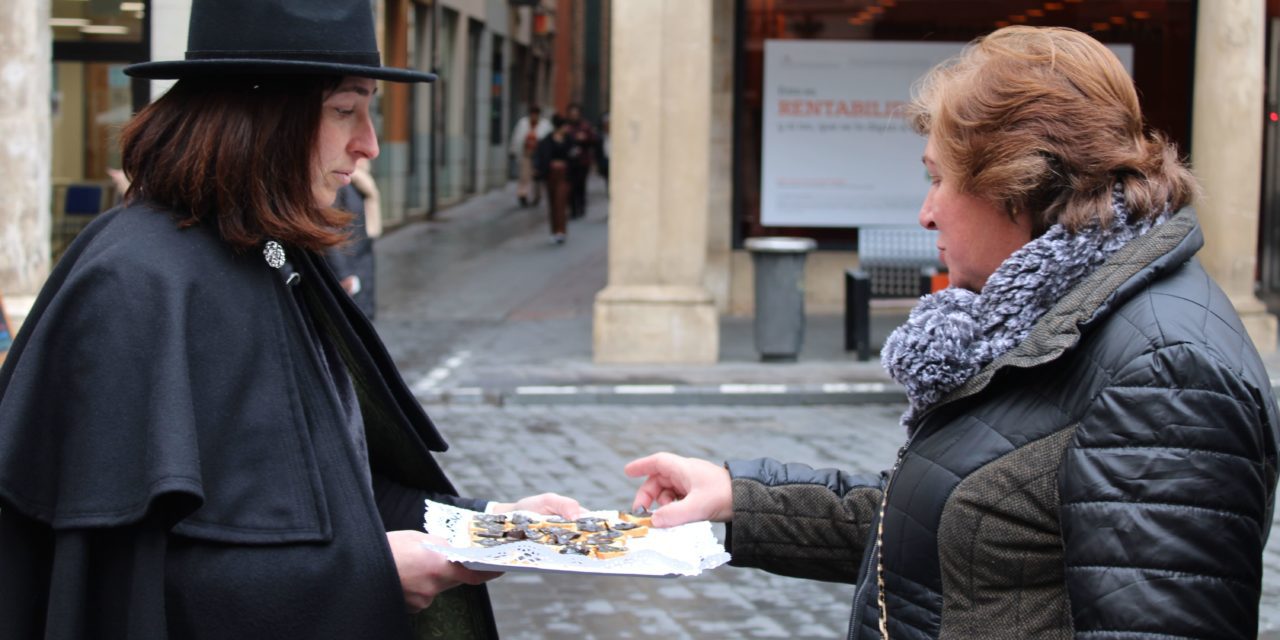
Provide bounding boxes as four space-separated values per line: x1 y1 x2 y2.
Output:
488 492 583 519
386 531 502 613
624 452 733 528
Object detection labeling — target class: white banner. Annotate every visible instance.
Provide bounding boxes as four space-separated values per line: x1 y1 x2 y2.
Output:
759 40 1133 228
760 40 963 227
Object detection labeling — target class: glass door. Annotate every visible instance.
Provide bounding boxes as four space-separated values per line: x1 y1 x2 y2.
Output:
51 61 134 259
51 0 150 260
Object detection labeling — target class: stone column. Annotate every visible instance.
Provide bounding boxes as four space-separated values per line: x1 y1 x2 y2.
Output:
149 0 191 99
593 0 718 363
704 0 735 312
1191 0 1277 351
0 0 51 326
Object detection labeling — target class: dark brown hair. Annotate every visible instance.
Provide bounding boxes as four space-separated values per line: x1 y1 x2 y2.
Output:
908 26 1199 234
120 75 351 251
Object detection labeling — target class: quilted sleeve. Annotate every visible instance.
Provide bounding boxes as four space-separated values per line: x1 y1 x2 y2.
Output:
1060 342 1277 639
725 458 884 584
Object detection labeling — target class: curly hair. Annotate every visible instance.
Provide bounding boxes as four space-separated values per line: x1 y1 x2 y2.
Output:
908 26 1198 234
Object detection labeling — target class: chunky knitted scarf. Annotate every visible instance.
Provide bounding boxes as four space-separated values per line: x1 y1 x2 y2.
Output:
881 185 1166 430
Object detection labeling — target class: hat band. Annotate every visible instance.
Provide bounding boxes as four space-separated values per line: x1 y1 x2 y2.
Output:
185 49 381 66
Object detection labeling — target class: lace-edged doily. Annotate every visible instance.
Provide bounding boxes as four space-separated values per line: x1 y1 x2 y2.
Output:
422 499 730 578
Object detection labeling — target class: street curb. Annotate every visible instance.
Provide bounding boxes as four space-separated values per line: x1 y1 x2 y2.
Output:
417 382 908 406
417 380 1280 407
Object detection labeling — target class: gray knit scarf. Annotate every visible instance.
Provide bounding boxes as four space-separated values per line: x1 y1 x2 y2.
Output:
881 185 1166 430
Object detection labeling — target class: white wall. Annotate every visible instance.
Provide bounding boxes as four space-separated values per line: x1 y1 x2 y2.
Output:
149 0 191 99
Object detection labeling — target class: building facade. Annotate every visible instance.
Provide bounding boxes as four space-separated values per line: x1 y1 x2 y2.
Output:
595 0 1280 362
375 0 609 225
378 0 555 224
2 1 1273 364
0 0 608 330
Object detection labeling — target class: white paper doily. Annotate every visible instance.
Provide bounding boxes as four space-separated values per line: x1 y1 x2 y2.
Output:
422 499 730 578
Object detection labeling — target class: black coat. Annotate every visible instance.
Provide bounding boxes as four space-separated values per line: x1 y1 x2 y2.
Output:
726 210 1280 639
0 203 497 639
532 134 575 179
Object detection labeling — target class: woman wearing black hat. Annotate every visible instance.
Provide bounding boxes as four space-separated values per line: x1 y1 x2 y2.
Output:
0 1 578 638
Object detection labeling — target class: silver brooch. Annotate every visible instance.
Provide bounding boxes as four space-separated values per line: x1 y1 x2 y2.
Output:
263 241 286 269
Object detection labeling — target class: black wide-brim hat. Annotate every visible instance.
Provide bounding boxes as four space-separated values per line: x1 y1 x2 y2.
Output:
124 0 434 83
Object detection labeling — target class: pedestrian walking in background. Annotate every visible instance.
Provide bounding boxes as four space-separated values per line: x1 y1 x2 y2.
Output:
563 102 597 220
626 26 1280 640
0 1 580 638
325 157 381 318
597 111 610 193
509 105 553 208
534 114 575 244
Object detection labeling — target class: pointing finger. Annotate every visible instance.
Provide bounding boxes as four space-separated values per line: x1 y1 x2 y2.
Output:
624 452 677 478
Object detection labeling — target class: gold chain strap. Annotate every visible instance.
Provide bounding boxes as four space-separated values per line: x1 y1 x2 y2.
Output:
875 476 893 639
875 433 919 639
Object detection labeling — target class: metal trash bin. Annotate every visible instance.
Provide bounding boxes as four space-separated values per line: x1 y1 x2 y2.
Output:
745 237 817 362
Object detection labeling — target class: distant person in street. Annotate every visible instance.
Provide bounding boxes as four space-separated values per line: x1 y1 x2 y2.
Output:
625 26 1280 639
325 157 381 318
597 111 610 192
534 114 574 244
563 102 597 219
0 1 580 639
509 105 553 207
106 167 131 204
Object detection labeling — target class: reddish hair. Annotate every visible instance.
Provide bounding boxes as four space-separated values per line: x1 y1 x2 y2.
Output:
908 26 1199 234
119 75 351 252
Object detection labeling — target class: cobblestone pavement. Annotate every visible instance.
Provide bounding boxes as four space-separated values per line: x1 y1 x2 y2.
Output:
427 402 1280 638
431 404 902 639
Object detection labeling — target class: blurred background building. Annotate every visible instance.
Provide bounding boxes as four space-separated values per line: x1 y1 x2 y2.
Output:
0 0 609 326
595 0 1280 362
4 0 1280 365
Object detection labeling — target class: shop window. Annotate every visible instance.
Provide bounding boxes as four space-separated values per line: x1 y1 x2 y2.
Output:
733 0 1196 250
51 61 134 258
52 0 145 43
51 0 150 260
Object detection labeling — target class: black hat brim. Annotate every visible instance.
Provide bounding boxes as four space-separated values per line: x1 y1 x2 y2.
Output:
124 58 435 83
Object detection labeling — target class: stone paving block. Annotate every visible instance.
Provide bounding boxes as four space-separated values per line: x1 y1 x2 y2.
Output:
429 404 894 638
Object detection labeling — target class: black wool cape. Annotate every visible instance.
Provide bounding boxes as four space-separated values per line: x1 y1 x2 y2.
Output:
0 203 497 639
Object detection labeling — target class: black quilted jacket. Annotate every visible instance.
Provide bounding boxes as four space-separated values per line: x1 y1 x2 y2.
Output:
725 210 1280 639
